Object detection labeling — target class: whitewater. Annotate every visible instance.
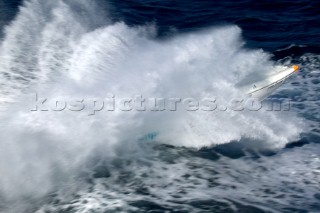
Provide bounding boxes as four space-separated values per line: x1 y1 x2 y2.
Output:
0 0 319 212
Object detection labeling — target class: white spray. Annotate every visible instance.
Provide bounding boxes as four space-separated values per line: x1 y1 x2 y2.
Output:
0 0 304 206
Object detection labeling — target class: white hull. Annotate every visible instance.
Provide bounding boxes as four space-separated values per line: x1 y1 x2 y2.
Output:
242 65 299 100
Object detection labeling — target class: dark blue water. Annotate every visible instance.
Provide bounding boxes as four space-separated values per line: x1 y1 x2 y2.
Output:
1 0 320 52
0 0 319 212
109 0 320 52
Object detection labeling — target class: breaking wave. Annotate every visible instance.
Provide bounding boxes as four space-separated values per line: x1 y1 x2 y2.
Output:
0 0 307 210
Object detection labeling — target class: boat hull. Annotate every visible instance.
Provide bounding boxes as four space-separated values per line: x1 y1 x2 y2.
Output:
245 65 299 100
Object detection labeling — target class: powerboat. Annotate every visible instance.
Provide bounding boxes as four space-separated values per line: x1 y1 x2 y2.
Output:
242 65 299 100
